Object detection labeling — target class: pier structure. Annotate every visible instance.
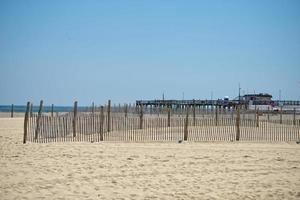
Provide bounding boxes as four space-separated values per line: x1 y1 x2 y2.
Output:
136 99 300 111
136 99 239 112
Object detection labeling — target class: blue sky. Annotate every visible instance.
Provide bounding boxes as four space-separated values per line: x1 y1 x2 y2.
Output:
1 0 300 106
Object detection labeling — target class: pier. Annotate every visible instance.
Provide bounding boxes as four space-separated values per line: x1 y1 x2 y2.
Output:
136 99 300 110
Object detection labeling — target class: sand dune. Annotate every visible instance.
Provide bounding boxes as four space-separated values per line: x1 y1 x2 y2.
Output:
1 118 300 199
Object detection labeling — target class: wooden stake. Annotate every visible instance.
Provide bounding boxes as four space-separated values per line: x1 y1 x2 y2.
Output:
92 102 95 114
167 107 171 127
100 106 104 141
215 105 218 126
91 102 95 136
35 100 43 140
256 108 259 127
51 104 54 117
73 101 78 138
192 100 196 126
124 104 128 118
11 104 14 118
23 102 30 144
107 100 111 132
184 108 189 141
236 105 240 141
139 105 143 129
293 108 296 126
30 103 33 117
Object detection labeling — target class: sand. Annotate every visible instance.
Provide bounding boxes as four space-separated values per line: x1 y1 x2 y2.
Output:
1 118 300 200
0 112 25 118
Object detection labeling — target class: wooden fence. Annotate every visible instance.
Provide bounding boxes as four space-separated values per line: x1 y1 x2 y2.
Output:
24 111 300 143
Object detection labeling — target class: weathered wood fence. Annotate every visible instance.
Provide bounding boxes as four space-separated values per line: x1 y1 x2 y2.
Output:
23 101 300 143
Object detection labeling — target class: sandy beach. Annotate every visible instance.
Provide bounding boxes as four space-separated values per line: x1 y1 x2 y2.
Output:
1 117 300 200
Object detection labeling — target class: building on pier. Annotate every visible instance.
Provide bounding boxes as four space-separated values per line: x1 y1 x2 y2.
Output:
242 93 273 110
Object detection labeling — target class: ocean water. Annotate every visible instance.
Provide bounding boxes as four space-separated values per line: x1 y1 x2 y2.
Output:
0 105 89 113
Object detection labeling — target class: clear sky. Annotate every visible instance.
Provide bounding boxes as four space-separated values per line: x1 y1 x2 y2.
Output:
1 0 300 106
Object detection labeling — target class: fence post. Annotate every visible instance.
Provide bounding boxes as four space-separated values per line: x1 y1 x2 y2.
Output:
11 104 14 118
167 107 171 127
236 105 240 141
100 106 104 141
215 105 218 126
256 108 259 127
107 100 111 132
139 105 143 129
30 103 33 117
193 99 196 126
23 102 30 144
91 102 95 114
267 107 270 121
35 100 43 140
280 106 282 124
72 101 78 138
91 102 95 134
124 104 128 118
51 104 54 117
293 108 296 126
184 108 189 141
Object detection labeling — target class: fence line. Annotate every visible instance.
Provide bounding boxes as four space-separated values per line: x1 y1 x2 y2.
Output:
24 112 300 143
21 101 300 143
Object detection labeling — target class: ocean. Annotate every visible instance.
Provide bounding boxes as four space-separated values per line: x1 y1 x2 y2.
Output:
0 105 89 113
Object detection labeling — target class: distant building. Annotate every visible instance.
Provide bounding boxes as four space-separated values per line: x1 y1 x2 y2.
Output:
242 93 273 110
243 93 272 102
